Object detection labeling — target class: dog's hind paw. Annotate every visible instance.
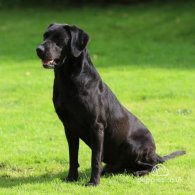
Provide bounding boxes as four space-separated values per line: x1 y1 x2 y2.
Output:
133 170 150 177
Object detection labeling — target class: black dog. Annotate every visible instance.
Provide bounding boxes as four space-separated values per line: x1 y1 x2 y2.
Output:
36 23 185 186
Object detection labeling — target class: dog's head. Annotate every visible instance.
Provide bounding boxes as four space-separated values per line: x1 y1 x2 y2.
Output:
36 23 89 69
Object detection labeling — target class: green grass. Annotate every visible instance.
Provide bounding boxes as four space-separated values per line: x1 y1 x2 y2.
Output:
0 1 195 194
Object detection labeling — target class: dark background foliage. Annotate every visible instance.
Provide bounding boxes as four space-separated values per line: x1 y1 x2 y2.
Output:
0 0 190 7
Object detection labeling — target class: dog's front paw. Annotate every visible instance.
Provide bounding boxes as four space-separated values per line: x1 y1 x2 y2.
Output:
85 180 99 187
66 176 78 182
65 173 78 182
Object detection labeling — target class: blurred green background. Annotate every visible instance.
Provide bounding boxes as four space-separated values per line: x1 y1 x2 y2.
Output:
0 0 194 194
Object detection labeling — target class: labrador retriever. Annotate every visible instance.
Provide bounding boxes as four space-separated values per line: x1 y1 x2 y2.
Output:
36 23 185 186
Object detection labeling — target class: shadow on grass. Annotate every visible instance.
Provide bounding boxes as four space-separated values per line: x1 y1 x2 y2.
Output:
0 169 92 188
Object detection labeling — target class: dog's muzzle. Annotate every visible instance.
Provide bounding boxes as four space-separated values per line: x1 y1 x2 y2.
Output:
36 46 57 69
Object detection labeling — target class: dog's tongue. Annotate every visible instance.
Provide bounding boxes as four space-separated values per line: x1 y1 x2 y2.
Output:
42 60 53 65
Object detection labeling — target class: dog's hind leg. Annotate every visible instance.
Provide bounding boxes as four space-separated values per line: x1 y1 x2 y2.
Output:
101 164 124 175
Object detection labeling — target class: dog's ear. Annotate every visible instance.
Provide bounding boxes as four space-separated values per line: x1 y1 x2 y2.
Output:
48 23 55 29
65 25 89 57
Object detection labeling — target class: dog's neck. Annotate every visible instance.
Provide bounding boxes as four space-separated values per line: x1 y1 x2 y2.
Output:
54 49 99 80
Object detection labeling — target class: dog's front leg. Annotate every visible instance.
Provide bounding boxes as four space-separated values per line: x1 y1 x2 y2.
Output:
87 124 104 186
65 128 79 182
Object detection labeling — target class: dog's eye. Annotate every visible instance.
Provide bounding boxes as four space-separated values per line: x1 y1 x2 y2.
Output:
43 32 49 39
53 36 64 47
55 39 64 47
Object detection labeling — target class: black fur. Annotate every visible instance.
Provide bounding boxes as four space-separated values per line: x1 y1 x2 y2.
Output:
36 23 186 186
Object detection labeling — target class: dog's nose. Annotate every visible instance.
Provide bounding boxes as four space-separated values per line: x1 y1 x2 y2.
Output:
36 45 45 57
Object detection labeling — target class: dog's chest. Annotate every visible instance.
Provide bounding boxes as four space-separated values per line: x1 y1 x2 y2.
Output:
53 78 97 127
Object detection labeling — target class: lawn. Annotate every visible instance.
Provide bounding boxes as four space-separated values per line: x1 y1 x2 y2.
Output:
0 1 195 194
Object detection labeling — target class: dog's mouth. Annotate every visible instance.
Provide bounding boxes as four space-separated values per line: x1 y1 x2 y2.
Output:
42 59 60 69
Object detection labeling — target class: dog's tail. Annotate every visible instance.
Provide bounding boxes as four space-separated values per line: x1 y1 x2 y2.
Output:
157 150 186 163
137 150 186 169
